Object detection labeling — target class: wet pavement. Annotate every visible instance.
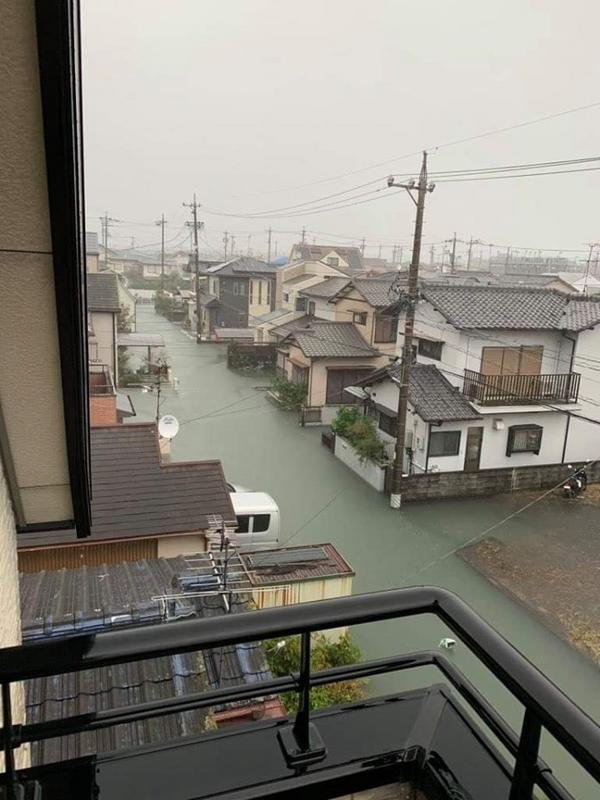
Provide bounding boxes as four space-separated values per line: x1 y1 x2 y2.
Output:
128 306 600 797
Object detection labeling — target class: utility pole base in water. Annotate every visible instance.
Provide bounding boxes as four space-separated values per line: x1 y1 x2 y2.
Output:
390 493 402 509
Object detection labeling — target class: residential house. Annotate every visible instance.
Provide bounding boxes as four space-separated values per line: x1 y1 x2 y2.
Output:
357 285 600 474
295 276 351 320
1 0 92 767
117 274 137 330
548 272 600 294
17 422 237 571
88 364 135 426
288 243 363 273
328 274 402 357
202 256 278 331
85 231 100 272
275 258 348 310
87 272 120 380
276 322 388 424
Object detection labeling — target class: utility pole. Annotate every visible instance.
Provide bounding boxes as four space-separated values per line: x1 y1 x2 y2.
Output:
387 152 434 509
466 237 482 270
449 232 457 273
100 213 119 271
183 194 203 342
155 213 167 290
301 227 306 245
266 227 272 264
230 235 236 257
223 231 229 261
360 237 366 256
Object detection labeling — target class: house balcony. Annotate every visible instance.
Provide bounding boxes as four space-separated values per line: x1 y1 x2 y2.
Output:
1 588 599 800
463 369 581 406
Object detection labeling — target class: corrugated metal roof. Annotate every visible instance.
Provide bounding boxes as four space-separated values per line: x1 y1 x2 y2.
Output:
20 559 273 765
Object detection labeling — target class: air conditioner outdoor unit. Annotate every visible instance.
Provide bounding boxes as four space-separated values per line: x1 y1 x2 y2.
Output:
493 418 505 431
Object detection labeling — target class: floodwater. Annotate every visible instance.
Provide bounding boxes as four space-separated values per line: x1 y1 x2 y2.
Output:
129 306 599 797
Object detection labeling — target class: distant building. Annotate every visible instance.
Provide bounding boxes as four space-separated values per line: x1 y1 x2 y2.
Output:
85 231 100 272
489 254 582 276
201 256 278 331
288 243 364 273
87 272 120 380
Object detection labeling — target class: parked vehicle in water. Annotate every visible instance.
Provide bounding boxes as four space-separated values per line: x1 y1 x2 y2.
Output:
229 491 280 549
562 464 588 499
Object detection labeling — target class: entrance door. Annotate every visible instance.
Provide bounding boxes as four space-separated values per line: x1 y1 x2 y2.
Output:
464 426 484 472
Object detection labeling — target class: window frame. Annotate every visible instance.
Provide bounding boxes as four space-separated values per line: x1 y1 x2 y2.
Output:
378 411 397 437
506 424 543 456
374 313 399 343
352 311 368 326
429 430 461 457
418 338 443 361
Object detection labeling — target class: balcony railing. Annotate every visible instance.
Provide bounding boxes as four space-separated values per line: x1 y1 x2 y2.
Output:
1 588 599 800
463 369 581 405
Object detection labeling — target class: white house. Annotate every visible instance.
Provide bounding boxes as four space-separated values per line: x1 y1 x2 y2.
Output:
276 259 348 310
288 243 363 273
355 285 600 473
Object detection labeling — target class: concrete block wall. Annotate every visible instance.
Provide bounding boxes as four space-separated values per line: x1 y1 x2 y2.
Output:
0 460 28 769
401 462 600 503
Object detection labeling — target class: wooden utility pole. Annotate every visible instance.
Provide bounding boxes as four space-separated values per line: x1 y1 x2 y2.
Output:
266 227 272 264
450 232 457 273
183 194 203 342
100 213 118 271
156 213 167 290
223 231 229 261
387 152 434 509
301 227 306 245
360 237 366 256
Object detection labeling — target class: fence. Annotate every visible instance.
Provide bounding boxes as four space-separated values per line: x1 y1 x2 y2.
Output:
226 342 276 370
463 369 581 405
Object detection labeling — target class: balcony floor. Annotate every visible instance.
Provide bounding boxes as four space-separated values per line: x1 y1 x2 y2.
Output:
11 687 512 800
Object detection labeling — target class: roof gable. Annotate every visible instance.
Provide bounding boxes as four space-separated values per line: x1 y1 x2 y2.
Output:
288 321 379 358
87 272 120 312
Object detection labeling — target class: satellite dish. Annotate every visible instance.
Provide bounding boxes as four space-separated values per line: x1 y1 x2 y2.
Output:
158 414 180 439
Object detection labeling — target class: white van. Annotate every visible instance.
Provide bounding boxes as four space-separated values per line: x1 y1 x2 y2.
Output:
229 491 280 549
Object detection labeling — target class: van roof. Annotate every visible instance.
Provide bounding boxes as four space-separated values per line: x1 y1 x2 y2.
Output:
230 492 279 513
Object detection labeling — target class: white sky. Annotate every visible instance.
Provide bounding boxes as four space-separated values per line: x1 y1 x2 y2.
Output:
82 0 600 264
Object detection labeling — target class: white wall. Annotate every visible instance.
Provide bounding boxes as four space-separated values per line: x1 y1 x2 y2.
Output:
566 327 600 462
397 300 576 388
90 310 116 376
334 436 386 491
307 296 337 321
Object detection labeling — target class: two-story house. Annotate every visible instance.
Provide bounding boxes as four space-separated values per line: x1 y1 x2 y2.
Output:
87 272 120 380
202 256 278 332
288 243 363 273
275 258 349 310
356 285 600 473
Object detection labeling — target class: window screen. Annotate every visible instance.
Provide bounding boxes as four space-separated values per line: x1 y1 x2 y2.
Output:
429 431 461 457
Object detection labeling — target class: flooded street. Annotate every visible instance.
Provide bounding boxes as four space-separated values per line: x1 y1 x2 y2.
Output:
131 307 599 795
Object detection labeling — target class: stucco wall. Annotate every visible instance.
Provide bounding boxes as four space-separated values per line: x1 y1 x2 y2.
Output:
334 436 387 491
157 533 207 558
0 0 73 526
90 311 116 376
248 278 274 318
566 327 600 462
308 355 387 407
0 459 28 769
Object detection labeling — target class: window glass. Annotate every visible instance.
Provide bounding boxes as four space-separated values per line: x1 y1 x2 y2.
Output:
236 515 250 533
252 514 270 533
429 431 461 457
418 338 442 361
374 314 398 343
352 311 367 325
296 296 307 311
378 412 396 436
507 425 543 455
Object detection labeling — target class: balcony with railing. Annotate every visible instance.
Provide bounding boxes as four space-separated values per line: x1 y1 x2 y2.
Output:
1 588 599 800
463 369 581 406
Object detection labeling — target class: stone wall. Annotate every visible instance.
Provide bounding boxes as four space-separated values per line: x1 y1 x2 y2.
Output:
0 459 28 768
400 461 600 503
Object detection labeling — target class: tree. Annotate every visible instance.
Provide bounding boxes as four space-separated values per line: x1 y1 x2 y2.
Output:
265 633 365 713
118 305 133 333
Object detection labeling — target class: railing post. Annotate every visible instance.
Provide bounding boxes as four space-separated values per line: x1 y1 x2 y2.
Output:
277 631 326 768
509 708 542 800
2 682 19 800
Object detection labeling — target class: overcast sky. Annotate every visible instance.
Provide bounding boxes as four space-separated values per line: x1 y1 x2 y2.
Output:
82 0 600 264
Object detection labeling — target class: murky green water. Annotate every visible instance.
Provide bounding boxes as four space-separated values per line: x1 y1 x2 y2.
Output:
130 307 599 797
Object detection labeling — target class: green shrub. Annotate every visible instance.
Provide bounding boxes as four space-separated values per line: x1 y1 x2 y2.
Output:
270 375 307 410
331 407 387 464
264 633 365 713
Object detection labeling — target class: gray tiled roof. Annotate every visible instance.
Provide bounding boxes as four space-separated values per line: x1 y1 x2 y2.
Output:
89 423 236 539
357 363 481 422
299 277 351 299
421 284 600 331
87 272 120 312
351 275 398 308
205 256 277 276
269 314 322 338
290 322 379 358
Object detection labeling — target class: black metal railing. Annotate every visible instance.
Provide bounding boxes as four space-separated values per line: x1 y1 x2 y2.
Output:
463 369 581 405
1 587 599 800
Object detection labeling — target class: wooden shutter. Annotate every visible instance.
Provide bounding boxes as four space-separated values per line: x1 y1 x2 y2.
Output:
520 346 543 375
